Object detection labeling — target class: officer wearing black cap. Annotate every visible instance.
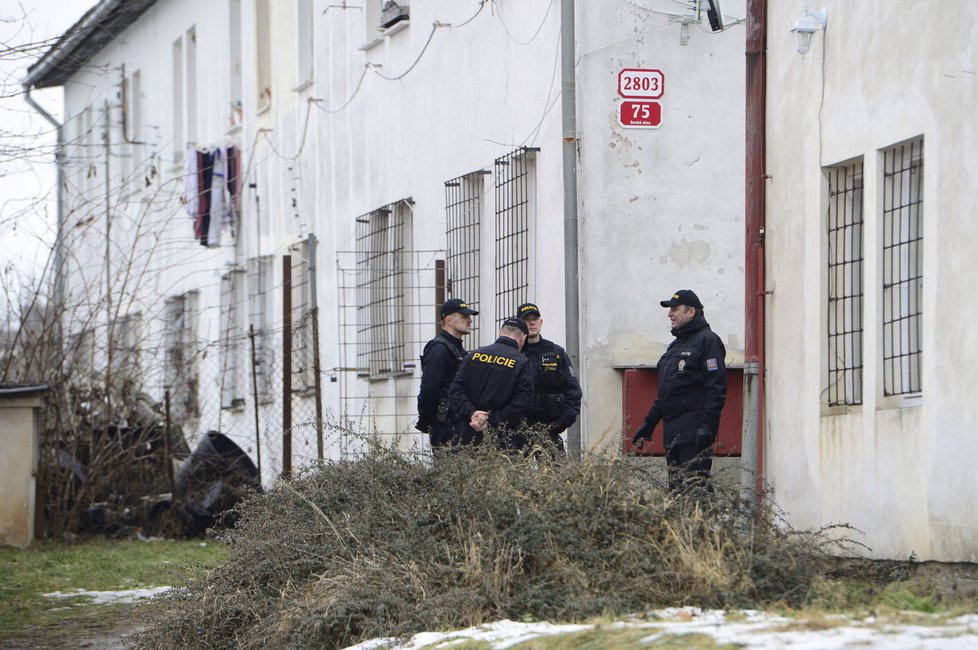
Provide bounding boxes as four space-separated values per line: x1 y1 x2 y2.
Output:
448 317 534 446
631 289 727 492
417 298 478 448
516 302 582 454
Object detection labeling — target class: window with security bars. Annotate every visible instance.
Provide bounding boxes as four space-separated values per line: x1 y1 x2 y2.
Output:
495 147 538 322
164 292 199 423
220 270 246 409
356 200 411 378
247 256 274 403
445 171 487 341
291 237 317 394
881 139 923 397
110 313 142 380
825 162 864 406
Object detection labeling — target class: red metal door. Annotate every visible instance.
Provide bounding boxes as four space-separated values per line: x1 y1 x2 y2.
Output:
621 367 743 456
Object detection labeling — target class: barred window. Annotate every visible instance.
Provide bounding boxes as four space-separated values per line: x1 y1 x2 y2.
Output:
444 170 487 341
881 139 923 397
825 162 864 407
110 313 142 381
356 199 411 378
220 270 246 409
494 146 538 322
291 237 317 394
164 292 199 423
247 256 275 403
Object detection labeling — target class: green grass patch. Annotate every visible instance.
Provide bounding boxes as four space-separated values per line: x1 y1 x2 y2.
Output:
0 537 226 644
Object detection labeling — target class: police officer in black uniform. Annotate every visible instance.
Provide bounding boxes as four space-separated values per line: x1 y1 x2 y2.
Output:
631 289 727 492
516 302 582 454
449 317 534 447
417 298 478 448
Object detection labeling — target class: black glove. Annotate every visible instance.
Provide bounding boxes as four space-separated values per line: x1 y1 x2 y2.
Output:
631 421 653 448
695 425 715 450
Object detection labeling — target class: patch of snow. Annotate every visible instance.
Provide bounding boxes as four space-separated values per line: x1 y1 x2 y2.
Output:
345 609 978 650
42 586 173 605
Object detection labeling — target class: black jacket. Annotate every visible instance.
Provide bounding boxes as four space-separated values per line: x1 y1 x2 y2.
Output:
449 336 534 429
416 331 466 432
639 313 727 448
522 337 582 434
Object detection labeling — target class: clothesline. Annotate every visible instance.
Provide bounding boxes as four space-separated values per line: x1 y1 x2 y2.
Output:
183 145 242 248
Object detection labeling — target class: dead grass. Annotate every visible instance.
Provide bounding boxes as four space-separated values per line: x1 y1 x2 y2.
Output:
133 439 906 649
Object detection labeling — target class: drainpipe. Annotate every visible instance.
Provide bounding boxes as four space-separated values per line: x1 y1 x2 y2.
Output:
560 0 581 461
743 0 767 504
22 84 65 349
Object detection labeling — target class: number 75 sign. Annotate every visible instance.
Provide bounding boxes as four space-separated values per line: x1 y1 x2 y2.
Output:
618 68 664 129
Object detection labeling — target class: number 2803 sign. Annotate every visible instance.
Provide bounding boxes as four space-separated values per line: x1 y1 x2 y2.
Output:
618 68 664 100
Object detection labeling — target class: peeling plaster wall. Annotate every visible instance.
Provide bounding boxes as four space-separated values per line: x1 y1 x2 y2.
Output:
575 1 747 453
765 0 978 561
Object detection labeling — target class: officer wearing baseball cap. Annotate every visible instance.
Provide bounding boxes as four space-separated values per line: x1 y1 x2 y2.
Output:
516 302 582 455
631 289 727 493
449 316 534 447
417 298 479 448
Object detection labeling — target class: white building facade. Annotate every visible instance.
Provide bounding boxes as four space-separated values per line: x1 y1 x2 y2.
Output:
764 1 978 561
26 0 747 487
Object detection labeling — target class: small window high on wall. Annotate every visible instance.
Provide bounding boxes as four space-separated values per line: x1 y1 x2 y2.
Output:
256 0 272 109
881 139 923 397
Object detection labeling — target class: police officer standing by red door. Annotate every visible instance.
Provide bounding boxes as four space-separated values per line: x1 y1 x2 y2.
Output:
516 302 582 455
631 290 727 492
417 299 478 448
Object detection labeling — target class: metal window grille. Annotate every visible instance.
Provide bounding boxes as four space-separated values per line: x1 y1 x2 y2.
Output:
164 292 199 423
444 170 487 341
356 200 411 378
826 163 864 406
338 247 441 448
247 256 275 403
110 313 142 379
220 270 246 408
494 147 538 322
882 139 924 396
291 238 317 394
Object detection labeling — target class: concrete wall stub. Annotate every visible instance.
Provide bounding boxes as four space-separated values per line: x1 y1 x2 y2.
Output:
0 394 43 548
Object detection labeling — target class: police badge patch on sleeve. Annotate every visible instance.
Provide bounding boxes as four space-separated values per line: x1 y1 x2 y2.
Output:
706 358 719 371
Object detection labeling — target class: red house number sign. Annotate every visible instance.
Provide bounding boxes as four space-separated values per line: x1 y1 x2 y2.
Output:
618 68 664 129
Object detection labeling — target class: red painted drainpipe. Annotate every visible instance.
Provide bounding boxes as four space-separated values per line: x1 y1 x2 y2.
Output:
745 0 767 502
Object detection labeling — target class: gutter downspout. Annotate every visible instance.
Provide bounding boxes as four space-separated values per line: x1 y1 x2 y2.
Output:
22 84 65 350
743 0 767 504
561 0 581 461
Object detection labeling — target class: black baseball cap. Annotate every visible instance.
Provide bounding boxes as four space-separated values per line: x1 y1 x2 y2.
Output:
501 317 529 336
660 289 704 309
441 298 479 317
517 302 541 318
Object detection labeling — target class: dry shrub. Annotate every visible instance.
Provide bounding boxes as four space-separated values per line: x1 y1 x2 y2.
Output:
136 438 848 649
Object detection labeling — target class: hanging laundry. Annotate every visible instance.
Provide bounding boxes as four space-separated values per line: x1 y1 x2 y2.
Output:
208 147 225 247
226 145 241 234
194 149 215 245
183 147 199 217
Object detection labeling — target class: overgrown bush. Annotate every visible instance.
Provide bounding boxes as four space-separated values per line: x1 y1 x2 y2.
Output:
136 440 848 649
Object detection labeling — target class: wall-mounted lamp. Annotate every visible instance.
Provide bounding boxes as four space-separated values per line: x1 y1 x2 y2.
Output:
790 3 827 56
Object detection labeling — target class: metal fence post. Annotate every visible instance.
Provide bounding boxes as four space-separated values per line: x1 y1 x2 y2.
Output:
308 233 324 460
282 255 293 479
248 324 263 479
